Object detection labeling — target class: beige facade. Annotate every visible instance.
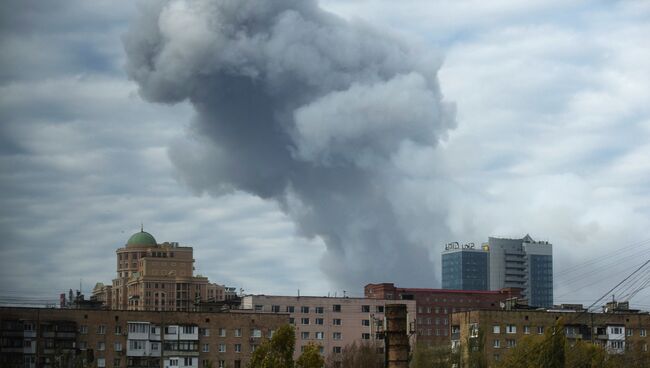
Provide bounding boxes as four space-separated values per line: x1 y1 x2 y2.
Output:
451 306 650 366
92 229 230 311
0 307 288 368
241 295 416 361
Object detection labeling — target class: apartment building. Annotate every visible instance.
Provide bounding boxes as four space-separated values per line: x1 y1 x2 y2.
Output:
240 295 416 361
487 235 553 308
451 301 650 365
364 283 521 347
0 307 288 368
91 228 233 311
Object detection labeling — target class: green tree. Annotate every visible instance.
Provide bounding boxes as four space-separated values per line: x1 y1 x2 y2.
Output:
248 324 296 368
325 341 384 368
296 343 325 368
410 343 459 368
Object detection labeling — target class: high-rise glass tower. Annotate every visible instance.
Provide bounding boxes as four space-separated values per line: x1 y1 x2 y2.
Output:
442 243 489 291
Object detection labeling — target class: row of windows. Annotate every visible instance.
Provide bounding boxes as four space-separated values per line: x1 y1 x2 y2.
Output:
288 317 342 326
417 317 448 325
260 304 382 313
81 325 267 339
300 331 338 340
492 325 648 337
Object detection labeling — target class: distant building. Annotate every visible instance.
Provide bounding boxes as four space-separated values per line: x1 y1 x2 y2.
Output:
451 301 649 365
441 242 489 291
0 307 287 368
240 295 416 361
364 283 521 347
91 228 234 311
487 234 553 308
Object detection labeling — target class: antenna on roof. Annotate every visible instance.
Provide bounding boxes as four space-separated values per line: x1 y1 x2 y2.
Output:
141 222 144 232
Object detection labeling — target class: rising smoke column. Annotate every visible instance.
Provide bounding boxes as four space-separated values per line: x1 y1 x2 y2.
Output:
124 0 455 288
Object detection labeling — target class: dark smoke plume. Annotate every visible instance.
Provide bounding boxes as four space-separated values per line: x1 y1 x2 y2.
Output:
124 0 455 289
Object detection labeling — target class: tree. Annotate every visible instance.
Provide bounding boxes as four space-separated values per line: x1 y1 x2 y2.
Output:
325 341 384 368
410 343 459 368
248 324 296 368
296 343 325 368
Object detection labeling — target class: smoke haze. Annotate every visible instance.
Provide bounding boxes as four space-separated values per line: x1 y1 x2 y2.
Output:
124 0 456 288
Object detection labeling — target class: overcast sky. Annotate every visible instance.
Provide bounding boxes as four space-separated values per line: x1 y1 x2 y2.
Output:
1 0 649 308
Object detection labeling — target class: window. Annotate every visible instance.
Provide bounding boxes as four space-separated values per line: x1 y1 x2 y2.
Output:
200 328 210 337
362 320 370 326
315 306 324 314
234 328 242 337
114 342 122 352
151 342 159 351
251 329 262 338
115 325 122 335
333 304 341 312
78 341 87 350
202 360 210 368
333 346 342 354
219 328 226 337
301 306 310 313
169 359 179 367
271 305 280 313
537 326 544 335
129 340 145 350
611 327 623 335
286 306 295 313
184 358 194 367
254 305 263 311
493 339 500 348
333 319 342 326
289 318 295 325
301 318 310 325
506 339 516 348
506 325 517 334
362 333 370 339
333 332 342 340
627 329 633 336
362 305 370 313
234 343 241 353
524 325 530 334
97 358 106 368
316 318 324 325
641 328 647 337
202 344 209 352
80 325 88 334
97 342 105 351
165 326 177 334
218 344 226 352
129 323 147 334
218 361 225 368
97 325 106 334
610 341 624 349
493 325 501 334
113 358 121 368
376 306 384 313
302 332 310 339
315 332 324 340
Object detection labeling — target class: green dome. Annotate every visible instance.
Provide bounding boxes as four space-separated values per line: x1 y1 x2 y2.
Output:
127 231 157 247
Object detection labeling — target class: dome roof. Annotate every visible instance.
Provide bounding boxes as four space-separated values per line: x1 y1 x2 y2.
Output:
127 230 157 247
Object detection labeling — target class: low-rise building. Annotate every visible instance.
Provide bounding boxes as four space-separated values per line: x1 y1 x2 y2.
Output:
241 295 416 361
451 301 650 365
364 283 521 347
0 307 288 368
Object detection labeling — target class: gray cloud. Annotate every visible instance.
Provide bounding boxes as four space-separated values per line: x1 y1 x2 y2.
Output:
124 0 456 289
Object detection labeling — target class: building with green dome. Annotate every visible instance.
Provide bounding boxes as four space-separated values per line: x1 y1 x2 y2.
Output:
91 228 234 311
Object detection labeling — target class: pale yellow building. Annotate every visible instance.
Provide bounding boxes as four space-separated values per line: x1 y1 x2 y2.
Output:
92 228 228 311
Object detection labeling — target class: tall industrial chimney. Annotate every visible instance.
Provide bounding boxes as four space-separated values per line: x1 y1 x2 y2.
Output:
385 304 410 368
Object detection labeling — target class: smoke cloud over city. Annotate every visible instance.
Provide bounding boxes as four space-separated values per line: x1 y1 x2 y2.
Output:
124 0 456 288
